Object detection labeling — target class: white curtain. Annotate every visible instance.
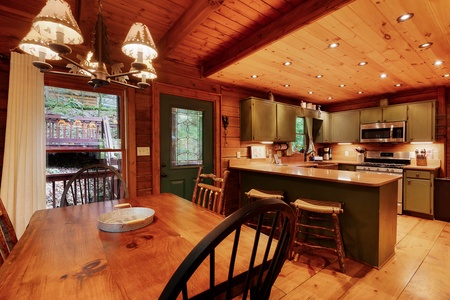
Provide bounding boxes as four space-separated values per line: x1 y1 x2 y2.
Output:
0 52 46 238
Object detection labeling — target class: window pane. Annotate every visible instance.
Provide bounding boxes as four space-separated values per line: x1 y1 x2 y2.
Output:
45 87 121 150
171 108 203 167
44 87 124 209
292 117 305 152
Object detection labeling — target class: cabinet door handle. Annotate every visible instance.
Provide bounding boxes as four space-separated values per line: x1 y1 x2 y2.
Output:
407 179 411 184
415 173 419 177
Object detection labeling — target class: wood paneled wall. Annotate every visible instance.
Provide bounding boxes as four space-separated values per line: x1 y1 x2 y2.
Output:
0 55 448 200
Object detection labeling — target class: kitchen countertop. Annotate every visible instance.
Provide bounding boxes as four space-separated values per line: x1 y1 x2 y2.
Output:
229 160 401 187
403 158 441 171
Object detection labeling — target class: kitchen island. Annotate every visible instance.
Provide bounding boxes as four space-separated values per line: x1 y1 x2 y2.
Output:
229 159 402 268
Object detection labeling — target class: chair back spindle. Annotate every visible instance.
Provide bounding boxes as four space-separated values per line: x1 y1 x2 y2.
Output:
192 166 229 215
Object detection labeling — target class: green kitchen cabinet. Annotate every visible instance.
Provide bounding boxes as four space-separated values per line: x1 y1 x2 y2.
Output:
240 97 296 142
276 102 297 142
331 110 360 143
407 100 435 142
404 169 438 217
360 105 407 124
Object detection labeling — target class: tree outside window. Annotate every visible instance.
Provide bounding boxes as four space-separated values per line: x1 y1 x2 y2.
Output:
292 117 305 153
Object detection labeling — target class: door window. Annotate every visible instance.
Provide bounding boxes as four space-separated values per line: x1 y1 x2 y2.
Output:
171 108 203 167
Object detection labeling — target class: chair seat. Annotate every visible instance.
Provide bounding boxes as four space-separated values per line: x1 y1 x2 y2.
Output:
292 199 343 214
245 189 284 199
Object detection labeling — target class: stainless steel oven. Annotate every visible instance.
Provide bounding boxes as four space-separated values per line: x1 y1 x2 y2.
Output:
356 151 410 215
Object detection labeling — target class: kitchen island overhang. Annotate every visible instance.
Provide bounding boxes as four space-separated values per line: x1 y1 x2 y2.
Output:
229 160 401 269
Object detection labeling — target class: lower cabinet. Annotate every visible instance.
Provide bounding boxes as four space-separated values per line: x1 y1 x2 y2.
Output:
404 169 438 217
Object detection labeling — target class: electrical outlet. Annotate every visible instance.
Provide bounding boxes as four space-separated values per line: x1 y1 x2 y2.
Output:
345 151 349 156
137 147 150 156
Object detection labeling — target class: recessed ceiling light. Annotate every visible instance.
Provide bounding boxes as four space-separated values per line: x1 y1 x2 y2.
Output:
339 84 346 88
357 91 363 94
434 60 444 66
316 75 323 78
308 91 314 94
443 74 450 78
251 74 258 78
328 42 340 48
283 61 292 66
283 84 290 87
327 97 333 100
419 42 433 48
397 13 414 23
358 61 368 66
395 83 402 87
380 73 388 78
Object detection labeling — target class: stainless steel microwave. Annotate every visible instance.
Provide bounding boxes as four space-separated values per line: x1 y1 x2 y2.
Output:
360 121 406 143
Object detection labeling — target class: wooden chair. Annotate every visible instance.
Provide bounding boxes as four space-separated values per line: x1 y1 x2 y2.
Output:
60 164 129 207
192 166 230 215
0 198 18 266
290 198 346 273
159 198 296 300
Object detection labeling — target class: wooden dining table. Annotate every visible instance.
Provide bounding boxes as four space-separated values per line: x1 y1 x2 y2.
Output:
0 193 267 299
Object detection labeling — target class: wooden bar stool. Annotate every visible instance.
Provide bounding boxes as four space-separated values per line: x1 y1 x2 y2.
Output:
245 189 285 231
290 198 346 273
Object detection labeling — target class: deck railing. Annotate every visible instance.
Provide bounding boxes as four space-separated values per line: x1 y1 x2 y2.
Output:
46 172 76 208
46 114 105 147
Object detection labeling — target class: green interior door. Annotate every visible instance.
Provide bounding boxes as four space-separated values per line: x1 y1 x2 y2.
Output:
160 94 214 199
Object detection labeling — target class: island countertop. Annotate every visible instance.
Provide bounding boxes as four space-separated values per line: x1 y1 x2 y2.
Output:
228 160 401 187
229 158 400 268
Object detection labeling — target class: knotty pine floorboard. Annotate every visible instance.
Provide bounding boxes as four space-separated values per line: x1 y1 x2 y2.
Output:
272 215 450 300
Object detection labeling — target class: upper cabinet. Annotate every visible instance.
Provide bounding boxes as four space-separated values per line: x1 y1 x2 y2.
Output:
276 102 297 142
331 110 360 143
407 100 436 142
240 97 296 142
360 104 407 123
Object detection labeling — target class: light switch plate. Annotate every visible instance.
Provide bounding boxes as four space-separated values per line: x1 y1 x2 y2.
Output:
137 147 150 156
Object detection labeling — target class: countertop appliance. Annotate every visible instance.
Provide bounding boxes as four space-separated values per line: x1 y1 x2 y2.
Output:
355 151 410 214
360 121 406 143
323 147 331 160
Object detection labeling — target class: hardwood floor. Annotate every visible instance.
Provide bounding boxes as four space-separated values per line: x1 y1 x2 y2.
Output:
272 215 450 299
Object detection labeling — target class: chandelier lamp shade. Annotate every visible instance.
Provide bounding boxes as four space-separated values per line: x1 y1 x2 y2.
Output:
18 0 157 90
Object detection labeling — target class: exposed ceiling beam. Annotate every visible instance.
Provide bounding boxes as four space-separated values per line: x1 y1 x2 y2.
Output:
202 0 355 77
156 0 224 61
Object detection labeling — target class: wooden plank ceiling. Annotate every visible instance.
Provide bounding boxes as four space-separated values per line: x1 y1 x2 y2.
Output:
0 0 449 105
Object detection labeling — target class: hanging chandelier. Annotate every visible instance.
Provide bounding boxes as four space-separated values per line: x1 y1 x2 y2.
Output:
18 0 157 90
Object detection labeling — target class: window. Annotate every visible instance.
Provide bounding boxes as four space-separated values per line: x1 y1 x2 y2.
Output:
45 87 125 208
171 107 203 166
292 116 305 152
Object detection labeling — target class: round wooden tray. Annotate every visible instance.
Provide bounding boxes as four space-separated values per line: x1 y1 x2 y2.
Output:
97 206 155 232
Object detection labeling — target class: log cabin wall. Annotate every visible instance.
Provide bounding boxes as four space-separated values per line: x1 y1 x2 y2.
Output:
0 55 449 201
